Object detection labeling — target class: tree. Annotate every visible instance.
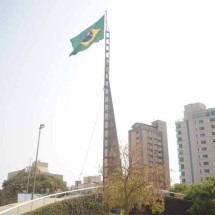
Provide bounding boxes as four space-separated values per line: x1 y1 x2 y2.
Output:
1 171 67 206
0 189 3 206
169 183 190 194
185 177 215 215
103 144 165 215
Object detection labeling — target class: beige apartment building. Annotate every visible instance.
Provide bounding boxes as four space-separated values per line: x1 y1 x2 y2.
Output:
129 120 170 190
176 103 215 185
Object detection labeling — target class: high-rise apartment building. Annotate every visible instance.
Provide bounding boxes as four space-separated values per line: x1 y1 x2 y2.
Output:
129 120 170 189
176 103 215 184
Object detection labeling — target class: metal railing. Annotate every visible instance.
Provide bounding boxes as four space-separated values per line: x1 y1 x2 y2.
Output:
0 186 102 215
0 186 185 215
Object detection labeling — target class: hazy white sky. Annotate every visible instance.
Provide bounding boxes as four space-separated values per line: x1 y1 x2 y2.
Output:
0 0 215 187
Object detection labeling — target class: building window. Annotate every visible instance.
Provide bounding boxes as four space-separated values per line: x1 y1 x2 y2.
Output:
105 113 108 119
179 150 183 155
200 133 205 137
201 140 206 144
179 157 184 162
206 112 210 117
104 149 108 157
104 139 108 147
181 164 184 169
181 172 185 176
204 169 210 173
211 125 215 129
211 111 215 115
182 179 185 183
104 158 108 166
212 132 215 136
105 130 108 137
202 147 207 151
199 127 204 130
210 118 215 122
199 120 204 123
203 154 208 158
177 137 182 141
178 144 182 148
177 130 182 135
147 143 153 148
176 124 181 129
105 96 108 102
213 139 215 143
204 162 209 165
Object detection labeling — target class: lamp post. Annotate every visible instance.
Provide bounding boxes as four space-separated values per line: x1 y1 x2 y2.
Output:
25 157 32 201
31 124 45 200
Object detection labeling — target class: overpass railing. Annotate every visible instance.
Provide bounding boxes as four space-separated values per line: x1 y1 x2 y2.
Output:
0 186 102 215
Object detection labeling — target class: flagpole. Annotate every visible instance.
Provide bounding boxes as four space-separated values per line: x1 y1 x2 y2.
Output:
103 10 108 186
103 10 106 186
103 11 121 186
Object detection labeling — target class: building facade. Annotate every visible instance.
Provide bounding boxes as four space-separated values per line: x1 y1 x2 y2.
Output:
176 103 215 184
8 161 63 181
71 175 102 190
129 120 170 189
83 175 101 184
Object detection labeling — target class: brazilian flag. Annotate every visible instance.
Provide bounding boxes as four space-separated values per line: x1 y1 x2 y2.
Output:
69 15 105 56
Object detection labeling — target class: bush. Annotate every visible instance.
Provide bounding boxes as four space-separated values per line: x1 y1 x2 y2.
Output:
24 193 108 215
24 194 193 215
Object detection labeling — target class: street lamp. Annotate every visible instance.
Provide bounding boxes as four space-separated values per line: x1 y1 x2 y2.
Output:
31 124 45 200
25 157 32 201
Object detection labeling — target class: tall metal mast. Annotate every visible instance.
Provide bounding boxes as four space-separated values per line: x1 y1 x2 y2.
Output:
103 12 121 184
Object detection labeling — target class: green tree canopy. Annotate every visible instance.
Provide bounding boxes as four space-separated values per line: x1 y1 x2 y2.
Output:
186 177 215 215
0 189 3 206
169 183 191 194
1 171 67 206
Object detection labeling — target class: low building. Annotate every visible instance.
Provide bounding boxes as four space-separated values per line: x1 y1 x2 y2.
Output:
71 175 102 190
83 175 101 184
7 161 63 181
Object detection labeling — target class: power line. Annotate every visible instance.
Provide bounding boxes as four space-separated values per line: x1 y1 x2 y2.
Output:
78 89 103 181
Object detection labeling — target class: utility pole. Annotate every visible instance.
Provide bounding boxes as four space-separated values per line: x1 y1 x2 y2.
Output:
31 124 45 200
